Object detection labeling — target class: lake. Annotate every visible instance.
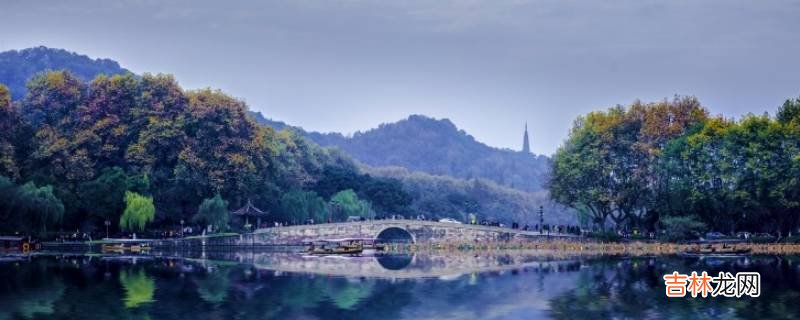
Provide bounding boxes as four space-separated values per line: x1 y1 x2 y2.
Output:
1 251 798 319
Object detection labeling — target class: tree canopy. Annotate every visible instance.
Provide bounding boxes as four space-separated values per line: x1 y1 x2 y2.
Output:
193 194 230 232
550 96 800 235
329 189 372 221
119 191 155 232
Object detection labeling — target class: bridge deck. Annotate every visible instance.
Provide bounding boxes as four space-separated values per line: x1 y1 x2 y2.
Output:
254 219 579 238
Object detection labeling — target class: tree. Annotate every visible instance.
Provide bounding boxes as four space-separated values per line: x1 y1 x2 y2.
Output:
550 97 708 231
119 191 155 232
659 215 706 241
278 190 327 223
329 189 372 221
314 166 363 199
0 177 64 235
193 194 230 232
777 96 800 125
77 167 129 226
17 181 64 235
362 178 411 217
0 84 24 179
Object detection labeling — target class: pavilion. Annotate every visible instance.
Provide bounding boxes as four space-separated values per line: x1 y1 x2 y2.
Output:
232 199 269 230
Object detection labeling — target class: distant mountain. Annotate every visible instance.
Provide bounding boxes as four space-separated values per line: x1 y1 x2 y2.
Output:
250 112 551 192
0 46 131 100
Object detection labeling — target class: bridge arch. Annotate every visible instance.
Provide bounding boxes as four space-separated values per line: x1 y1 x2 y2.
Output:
376 226 415 244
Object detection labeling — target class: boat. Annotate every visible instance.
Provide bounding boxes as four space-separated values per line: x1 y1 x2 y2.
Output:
306 239 365 255
101 241 151 254
101 244 126 253
0 236 35 253
680 243 751 257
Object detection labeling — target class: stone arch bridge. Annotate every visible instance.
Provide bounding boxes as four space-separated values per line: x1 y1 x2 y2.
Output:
227 220 579 245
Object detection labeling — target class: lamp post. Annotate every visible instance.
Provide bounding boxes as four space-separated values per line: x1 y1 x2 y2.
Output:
538 206 544 234
104 220 110 239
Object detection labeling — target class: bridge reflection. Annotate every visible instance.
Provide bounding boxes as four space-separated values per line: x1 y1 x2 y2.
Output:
168 250 586 279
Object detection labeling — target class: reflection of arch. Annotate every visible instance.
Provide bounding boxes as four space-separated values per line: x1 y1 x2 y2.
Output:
376 227 415 244
375 254 414 270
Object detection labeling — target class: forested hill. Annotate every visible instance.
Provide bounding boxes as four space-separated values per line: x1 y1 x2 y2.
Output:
0 46 130 100
0 48 576 237
250 112 552 192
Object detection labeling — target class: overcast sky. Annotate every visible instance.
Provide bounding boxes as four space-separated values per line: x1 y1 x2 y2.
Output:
2 0 799 155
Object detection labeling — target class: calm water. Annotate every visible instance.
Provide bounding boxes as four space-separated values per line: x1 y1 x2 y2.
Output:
1 252 799 320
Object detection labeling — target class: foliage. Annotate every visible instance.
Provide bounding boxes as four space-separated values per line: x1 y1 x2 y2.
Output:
193 194 230 232
0 176 64 235
278 190 328 223
76 167 129 226
0 84 25 179
551 96 800 235
777 96 800 125
658 215 706 241
119 191 155 232
361 177 412 217
329 189 372 221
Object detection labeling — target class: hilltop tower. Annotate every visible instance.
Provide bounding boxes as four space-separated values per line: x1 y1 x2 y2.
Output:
522 122 530 154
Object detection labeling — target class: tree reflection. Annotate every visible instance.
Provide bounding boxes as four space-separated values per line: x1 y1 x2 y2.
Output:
548 257 800 320
119 268 156 308
2 254 800 320
194 268 231 304
324 279 375 310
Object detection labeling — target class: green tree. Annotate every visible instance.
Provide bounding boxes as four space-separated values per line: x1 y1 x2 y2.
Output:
192 194 230 232
777 96 800 125
77 167 129 226
12 181 64 235
279 190 327 223
362 178 411 217
119 191 155 232
659 215 706 241
550 97 707 231
329 189 372 221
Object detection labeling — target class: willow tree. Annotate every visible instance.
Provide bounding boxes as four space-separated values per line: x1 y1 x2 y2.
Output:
119 191 155 232
193 194 229 232
329 189 372 221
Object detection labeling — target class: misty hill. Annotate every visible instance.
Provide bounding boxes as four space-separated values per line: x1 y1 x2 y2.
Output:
364 166 574 225
250 112 552 192
0 46 130 100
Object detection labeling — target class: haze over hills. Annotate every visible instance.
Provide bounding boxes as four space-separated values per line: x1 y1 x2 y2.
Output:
0 46 130 100
250 112 552 192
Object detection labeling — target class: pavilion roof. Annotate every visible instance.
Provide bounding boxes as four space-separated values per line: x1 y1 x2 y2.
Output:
231 200 268 216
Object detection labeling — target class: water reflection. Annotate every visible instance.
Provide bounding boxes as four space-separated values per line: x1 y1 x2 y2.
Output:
119 269 156 309
0 253 797 319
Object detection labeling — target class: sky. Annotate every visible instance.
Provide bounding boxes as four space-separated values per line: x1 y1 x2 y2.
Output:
2 0 799 155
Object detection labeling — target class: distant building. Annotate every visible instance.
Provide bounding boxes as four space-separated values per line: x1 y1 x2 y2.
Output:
522 122 531 153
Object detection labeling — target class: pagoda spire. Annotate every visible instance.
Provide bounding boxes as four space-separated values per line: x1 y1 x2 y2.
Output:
522 122 531 153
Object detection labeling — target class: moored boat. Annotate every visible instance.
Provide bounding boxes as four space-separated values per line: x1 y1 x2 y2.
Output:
680 243 751 257
306 239 365 255
101 241 152 254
